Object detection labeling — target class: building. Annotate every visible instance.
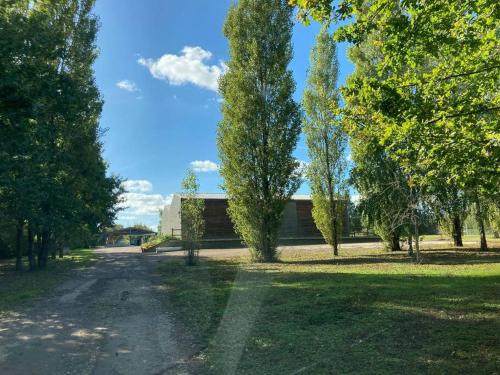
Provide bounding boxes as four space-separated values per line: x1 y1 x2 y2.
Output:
102 227 156 246
160 193 349 243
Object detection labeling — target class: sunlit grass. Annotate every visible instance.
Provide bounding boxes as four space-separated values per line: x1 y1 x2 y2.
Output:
158 245 500 374
0 249 97 312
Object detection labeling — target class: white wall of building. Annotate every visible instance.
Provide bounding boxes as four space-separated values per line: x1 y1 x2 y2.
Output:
160 194 182 237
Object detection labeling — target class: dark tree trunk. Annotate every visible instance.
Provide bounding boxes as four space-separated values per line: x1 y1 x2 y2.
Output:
27 226 36 271
451 215 463 247
407 235 413 256
261 215 274 262
50 234 56 260
39 230 50 268
15 221 23 271
475 197 488 251
390 232 401 251
37 232 43 267
59 245 64 259
332 218 339 256
479 222 488 251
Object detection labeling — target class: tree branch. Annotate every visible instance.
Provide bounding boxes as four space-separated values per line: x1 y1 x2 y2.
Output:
426 106 500 125
400 65 500 88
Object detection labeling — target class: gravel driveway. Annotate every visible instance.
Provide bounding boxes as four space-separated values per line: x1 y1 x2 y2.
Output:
0 247 190 375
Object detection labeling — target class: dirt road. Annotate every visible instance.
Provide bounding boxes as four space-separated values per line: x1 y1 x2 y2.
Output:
0 247 189 375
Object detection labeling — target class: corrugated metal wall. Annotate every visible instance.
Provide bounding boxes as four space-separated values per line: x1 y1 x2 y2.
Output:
196 198 345 240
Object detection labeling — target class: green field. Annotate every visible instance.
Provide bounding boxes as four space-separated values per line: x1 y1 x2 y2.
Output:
0 249 97 312
159 246 500 374
421 234 499 242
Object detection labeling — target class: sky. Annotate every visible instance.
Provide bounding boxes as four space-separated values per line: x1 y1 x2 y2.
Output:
93 0 354 230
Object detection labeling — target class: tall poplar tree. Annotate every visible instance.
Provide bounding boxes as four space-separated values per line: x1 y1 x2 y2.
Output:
218 0 301 262
0 0 121 266
302 26 347 256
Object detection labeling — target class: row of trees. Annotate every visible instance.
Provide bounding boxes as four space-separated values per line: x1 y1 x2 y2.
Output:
0 0 122 269
217 0 499 262
294 0 499 255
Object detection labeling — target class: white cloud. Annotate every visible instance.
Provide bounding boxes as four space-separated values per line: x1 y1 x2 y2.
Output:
121 180 153 193
138 46 226 92
117 80 139 92
351 194 361 204
118 180 172 218
118 192 172 215
190 160 219 172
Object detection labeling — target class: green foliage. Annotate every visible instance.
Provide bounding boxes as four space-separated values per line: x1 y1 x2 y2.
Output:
302 26 348 255
132 224 152 231
426 187 468 246
293 0 499 253
344 32 414 252
339 0 498 195
140 233 174 252
0 1 122 265
218 0 301 262
181 170 205 266
348 201 364 235
288 0 334 24
487 200 500 237
0 249 97 312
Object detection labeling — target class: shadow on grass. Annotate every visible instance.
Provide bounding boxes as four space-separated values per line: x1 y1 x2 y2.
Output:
0 249 97 312
158 250 500 374
280 248 500 266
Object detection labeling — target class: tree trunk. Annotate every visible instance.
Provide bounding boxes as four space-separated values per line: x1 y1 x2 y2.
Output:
27 226 36 271
332 218 339 256
50 234 57 260
390 232 401 251
324 131 339 257
59 245 64 259
451 215 463 247
475 197 488 251
407 234 413 256
414 218 421 262
262 215 274 262
15 221 23 271
37 232 43 268
39 230 50 268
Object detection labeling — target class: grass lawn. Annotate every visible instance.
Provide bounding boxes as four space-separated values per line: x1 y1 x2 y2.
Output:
420 234 499 243
0 249 97 312
158 246 500 374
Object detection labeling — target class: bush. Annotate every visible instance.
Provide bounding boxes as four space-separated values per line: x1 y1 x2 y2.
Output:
140 234 174 252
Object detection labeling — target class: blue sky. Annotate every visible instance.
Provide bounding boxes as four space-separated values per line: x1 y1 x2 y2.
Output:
93 0 354 229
